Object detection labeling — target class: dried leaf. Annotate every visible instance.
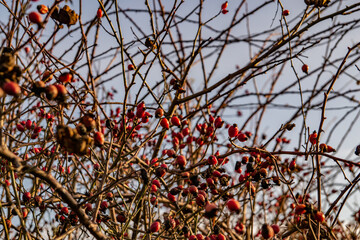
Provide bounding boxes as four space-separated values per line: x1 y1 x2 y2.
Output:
0 52 16 73
304 0 330 7
51 5 78 26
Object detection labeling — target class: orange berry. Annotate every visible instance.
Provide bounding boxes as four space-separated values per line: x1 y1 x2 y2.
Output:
37 5 48 14
94 132 105 146
295 204 307 215
314 211 325 222
128 64 135 70
54 84 67 99
97 8 103 18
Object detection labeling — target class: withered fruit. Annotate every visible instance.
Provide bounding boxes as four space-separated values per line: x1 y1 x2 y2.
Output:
32 81 46 96
0 49 22 83
304 0 330 7
56 125 93 155
51 5 78 26
80 114 96 131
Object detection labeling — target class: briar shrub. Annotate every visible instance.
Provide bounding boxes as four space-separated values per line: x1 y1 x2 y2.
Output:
0 0 360 240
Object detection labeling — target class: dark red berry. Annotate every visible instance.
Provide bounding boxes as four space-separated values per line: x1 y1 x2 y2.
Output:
271 224 280 234
128 64 135 70
97 8 103 18
167 193 176 202
176 155 187 168
214 116 224 128
302 64 309 74
237 133 248 142
204 202 218 218
100 201 108 211
208 155 218 165
228 124 238 138
150 220 161 233
61 207 69 215
221 1 228 10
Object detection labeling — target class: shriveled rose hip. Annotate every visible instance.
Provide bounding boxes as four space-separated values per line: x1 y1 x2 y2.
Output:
261 224 274 239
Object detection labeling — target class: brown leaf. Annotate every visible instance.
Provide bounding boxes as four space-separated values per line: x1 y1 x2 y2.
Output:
51 5 78 26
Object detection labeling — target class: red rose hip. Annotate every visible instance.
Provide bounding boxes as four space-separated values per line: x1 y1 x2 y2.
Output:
160 118 170 129
226 199 241 213
302 64 309 74
171 116 181 127
28 11 42 24
3 82 21 96
59 72 73 83
228 124 239 138
94 132 105 146
176 155 187 168
314 211 325 223
271 224 280 234
97 8 103 18
150 220 161 233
